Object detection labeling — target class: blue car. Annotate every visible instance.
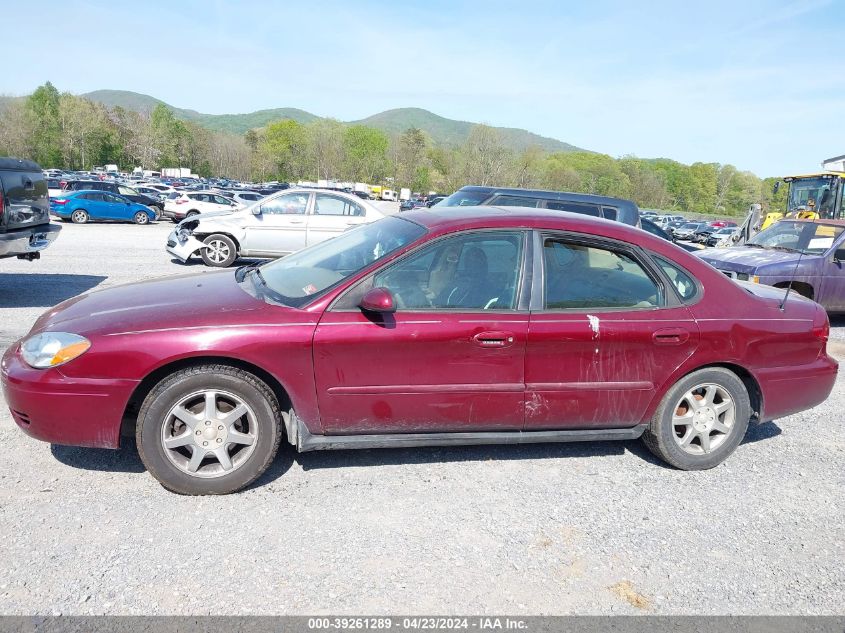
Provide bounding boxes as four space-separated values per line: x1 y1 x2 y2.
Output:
50 190 157 225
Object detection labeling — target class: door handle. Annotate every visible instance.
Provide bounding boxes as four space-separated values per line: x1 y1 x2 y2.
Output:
288 219 305 224
652 328 690 345
472 331 515 348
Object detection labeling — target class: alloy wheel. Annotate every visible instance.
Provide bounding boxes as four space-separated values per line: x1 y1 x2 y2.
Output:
160 389 258 478
205 239 230 264
671 383 735 455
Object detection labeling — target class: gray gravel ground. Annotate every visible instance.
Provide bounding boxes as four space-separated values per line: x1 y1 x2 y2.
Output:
0 216 842 615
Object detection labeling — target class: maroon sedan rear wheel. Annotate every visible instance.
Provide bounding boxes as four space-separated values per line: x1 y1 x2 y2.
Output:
136 365 283 495
644 367 750 470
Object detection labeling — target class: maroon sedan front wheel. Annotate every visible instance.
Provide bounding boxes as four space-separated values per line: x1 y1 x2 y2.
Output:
136 365 283 495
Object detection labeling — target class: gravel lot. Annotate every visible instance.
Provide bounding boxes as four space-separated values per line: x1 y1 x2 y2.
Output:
0 216 843 616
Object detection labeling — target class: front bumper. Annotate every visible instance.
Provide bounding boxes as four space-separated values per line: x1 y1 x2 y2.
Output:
165 227 205 262
0 224 61 259
1 345 138 449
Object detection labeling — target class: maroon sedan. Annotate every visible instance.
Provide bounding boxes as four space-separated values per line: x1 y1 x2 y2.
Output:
2 208 838 494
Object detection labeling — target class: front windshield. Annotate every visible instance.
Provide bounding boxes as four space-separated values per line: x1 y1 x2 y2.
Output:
438 190 490 207
254 216 427 306
748 220 844 255
787 177 840 218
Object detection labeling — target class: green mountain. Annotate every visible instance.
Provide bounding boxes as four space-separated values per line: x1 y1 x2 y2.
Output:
78 89 583 153
351 107 579 153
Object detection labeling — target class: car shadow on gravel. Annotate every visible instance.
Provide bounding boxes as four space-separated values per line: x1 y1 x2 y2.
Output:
742 420 782 444
50 440 146 473
0 273 107 307
169 257 267 268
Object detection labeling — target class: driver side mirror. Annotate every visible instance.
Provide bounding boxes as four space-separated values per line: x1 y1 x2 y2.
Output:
359 287 396 313
834 248 845 263
252 205 262 215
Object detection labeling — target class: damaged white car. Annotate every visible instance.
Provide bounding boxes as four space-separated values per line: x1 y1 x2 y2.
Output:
166 188 384 267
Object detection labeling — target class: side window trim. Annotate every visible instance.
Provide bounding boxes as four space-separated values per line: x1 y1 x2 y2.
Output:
531 230 673 312
651 254 703 305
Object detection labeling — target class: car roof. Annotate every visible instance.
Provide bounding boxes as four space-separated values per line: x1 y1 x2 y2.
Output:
0 157 42 171
399 205 666 245
67 189 124 196
454 185 637 208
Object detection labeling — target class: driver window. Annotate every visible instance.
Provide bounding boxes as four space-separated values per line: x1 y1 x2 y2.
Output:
261 193 309 215
543 239 661 309
373 232 524 310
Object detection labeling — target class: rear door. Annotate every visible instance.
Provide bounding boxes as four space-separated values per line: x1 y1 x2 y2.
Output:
306 193 369 246
242 191 312 256
525 233 700 429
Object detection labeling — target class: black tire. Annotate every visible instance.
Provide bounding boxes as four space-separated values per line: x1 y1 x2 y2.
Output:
186 210 200 217
200 234 238 267
71 209 89 224
643 367 750 470
136 365 283 495
150 205 162 220
133 210 150 225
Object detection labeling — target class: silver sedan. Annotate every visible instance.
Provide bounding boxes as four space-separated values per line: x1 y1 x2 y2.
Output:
166 188 384 267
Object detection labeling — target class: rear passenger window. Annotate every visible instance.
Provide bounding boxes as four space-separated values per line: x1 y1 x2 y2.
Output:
543 201 601 217
543 239 661 309
314 194 365 216
489 195 541 208
654 256 698 302
602 206 618 220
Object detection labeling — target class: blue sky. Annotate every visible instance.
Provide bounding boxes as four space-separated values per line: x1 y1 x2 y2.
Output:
4 0 843 176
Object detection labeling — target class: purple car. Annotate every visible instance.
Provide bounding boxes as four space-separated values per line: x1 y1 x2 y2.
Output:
696 219 845 312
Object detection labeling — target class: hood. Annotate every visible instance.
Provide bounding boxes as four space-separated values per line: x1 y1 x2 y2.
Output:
31 269 268 336
695 246 804 273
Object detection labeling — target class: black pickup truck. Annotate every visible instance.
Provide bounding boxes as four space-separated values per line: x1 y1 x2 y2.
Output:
0 158 61 261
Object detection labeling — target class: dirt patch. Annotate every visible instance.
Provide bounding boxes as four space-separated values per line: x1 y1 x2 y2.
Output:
608 580 652 610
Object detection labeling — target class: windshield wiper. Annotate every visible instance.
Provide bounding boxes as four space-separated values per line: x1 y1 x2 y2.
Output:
235 262 261 282
745 243 766 249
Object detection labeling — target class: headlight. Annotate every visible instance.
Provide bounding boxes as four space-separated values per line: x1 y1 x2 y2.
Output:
20 332 91 369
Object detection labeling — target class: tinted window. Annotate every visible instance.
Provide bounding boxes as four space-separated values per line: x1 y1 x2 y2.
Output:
543 201 601 217
373 232 524 310
213 195 232 205
118 186 137 196
602 206 618 220
654 256 698 302
437 190 491 207
543 239 660 309
314 194 365 216
489 195 541 208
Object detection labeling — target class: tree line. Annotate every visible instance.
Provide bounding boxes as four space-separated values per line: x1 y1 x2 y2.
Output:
0 82 785 217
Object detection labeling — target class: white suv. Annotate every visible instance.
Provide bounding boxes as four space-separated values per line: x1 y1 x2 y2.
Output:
163 190 241 222
166 188 384 267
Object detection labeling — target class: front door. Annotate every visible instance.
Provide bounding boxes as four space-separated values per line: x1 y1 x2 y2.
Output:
813 229 845 311
242 191 312 256
525 234 700 429
313 230 530 434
